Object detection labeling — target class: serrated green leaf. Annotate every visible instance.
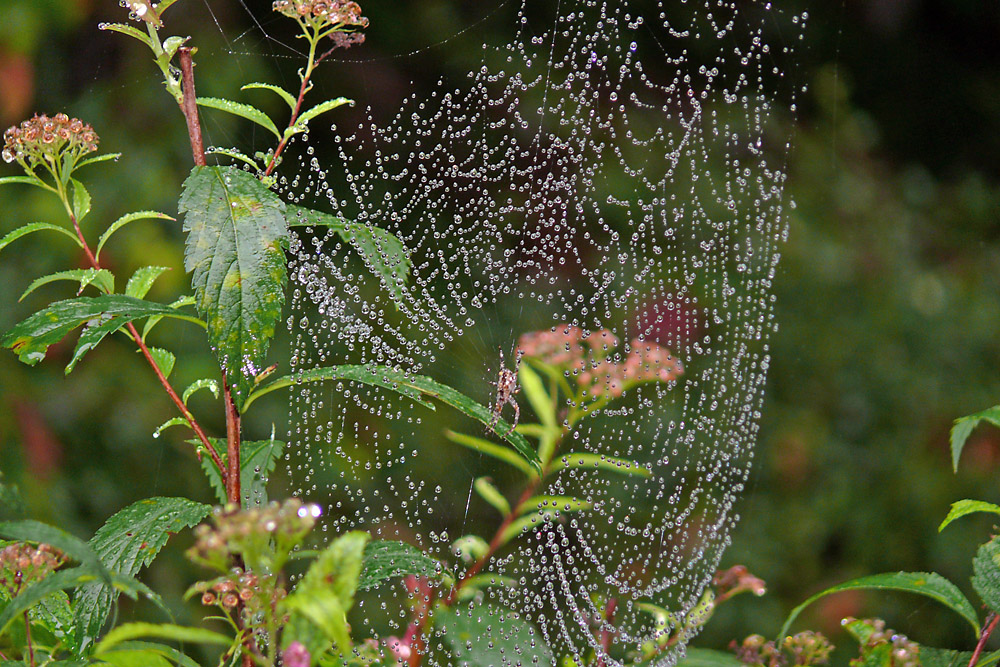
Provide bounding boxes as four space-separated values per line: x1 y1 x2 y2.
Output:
519 495 591 514
98 22 153 47
358 540 441 591
242 82 297 109
94 622 230 655
148 347 175 379
244 364 541 472
179 166 288 406
286 205 411 304
95 211 174 261
76 153 122 171
196 97 281 138
195 437 284 506
20 268 114 302
474 478 510 515
294 97 353 129
125 266 171 299
921 647 1000 667
30 589 76 653
939 499 1000 532
71 178 91 222
73 498 210 651
951 406 1000 472
777 571 979 641
974 536 1000 614
446 430 538 477
285 532 369 651
205 147 261 171
183 378 219 404
0 222 81 256
550 452 651 477
437 603 552 667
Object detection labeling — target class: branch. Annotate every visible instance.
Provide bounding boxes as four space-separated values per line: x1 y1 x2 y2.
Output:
177 48 206 167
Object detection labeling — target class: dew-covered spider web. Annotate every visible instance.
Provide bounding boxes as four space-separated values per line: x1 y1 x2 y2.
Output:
265 0 804 664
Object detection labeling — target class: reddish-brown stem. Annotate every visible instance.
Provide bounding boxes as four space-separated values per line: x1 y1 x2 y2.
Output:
68 213 225 477
263 57 320 177
178 48 206 167
970 613 998 667
224 381 242 504
596 598 617 667
23 611 34 667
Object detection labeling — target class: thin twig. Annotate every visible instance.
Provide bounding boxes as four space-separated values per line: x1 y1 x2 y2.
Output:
224 381 242 504
178 48 206 167
970 613 998 667
23 611 34 667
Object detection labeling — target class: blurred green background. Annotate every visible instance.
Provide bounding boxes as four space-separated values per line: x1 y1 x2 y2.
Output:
1 0 999 660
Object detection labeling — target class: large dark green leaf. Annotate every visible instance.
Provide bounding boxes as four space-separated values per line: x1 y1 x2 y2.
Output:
951 406 1000 472
195 437 285 507
1 296 200 367
437 603 553 667
359 540 441 591
74 498 210 650
777 571 979 640
287 205 410 304
973 536 1000 614
179 166 288 406
244 364 541 472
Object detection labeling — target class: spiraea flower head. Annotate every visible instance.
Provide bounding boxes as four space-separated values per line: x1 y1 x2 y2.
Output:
0 543 66 597
3 113 99 167
118 1 162 26
273 0 368 49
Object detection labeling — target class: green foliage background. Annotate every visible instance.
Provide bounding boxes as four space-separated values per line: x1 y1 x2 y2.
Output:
1 0 999 658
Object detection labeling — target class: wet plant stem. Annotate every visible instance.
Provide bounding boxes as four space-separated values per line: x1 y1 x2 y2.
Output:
264 36 318 177
970 613 998 667
178 48 206 168
596 598 617 667
22 611 34 667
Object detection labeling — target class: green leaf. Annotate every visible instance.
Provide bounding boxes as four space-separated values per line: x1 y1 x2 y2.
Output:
777 571 979 641
676 649 747 667
0 222 81 256
148 347 175 379
71 178 91 222
358 540 441 591
285 532 369 651
125 266 171 299
102 641 202 667
518 362 555 429
96 211 175 261
951 406 1000 472
286 205 411 304
205 147 261 171
76 153 122 171
94 622 230 655
242 82 297 110
2 295 202 366
244 364 541 472
93 649 174 667
550 452 651 477
974 536 1000 614
940 499 1000 532
196 97 281 138
195 437 284 507
179 166 288 406
446 430 538 478
294 97 353 129
437 603 552 667
474 478 510 516
153 417 188 438
519 495 592 514
98 22 153 47
73 498 210 650
452 535 490 562
0 520 107 578
921 648 1000 667
455 574 517 601
30 589 76 651
500 512 558 544
182 378 219 404
0 566 104 635
20 268 114 301
140 295 196 342
0 175 45 187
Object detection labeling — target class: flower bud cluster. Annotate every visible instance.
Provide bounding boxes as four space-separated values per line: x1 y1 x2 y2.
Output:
3 114 99 166
842 618 919 667
186 498 321 572
273 0 369 31
0 543 66 596
198 568 286 616
733 632 832 667
517 325 683 399
713 565 766 599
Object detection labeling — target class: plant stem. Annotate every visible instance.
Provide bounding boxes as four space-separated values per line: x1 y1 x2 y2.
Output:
178 48 207 167
224 381 242 504
263 31 319 177
970 613 998 667
23 611 34 667
596 598 617 667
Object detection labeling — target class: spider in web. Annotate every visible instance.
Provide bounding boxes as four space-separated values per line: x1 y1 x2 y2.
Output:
490 346 524 434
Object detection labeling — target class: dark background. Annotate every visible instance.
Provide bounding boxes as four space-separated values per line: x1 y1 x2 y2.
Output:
1 0 999 659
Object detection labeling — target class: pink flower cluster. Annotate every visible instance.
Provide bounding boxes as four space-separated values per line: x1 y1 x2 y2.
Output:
0 543 65 596
3 113 99 165
517 325 683 399
272 0 369 28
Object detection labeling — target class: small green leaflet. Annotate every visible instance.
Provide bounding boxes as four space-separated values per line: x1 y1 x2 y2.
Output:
951 406 1000 472
96 212 174 261
0 222 81 257
71 178 91 222
20 268 114 302
196 97 281 138
358 540 441 590
125 266 171 299
179 166 288 407
939 499 1000 532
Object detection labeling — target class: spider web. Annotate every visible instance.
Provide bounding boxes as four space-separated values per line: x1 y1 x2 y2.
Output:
206 0 812 664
